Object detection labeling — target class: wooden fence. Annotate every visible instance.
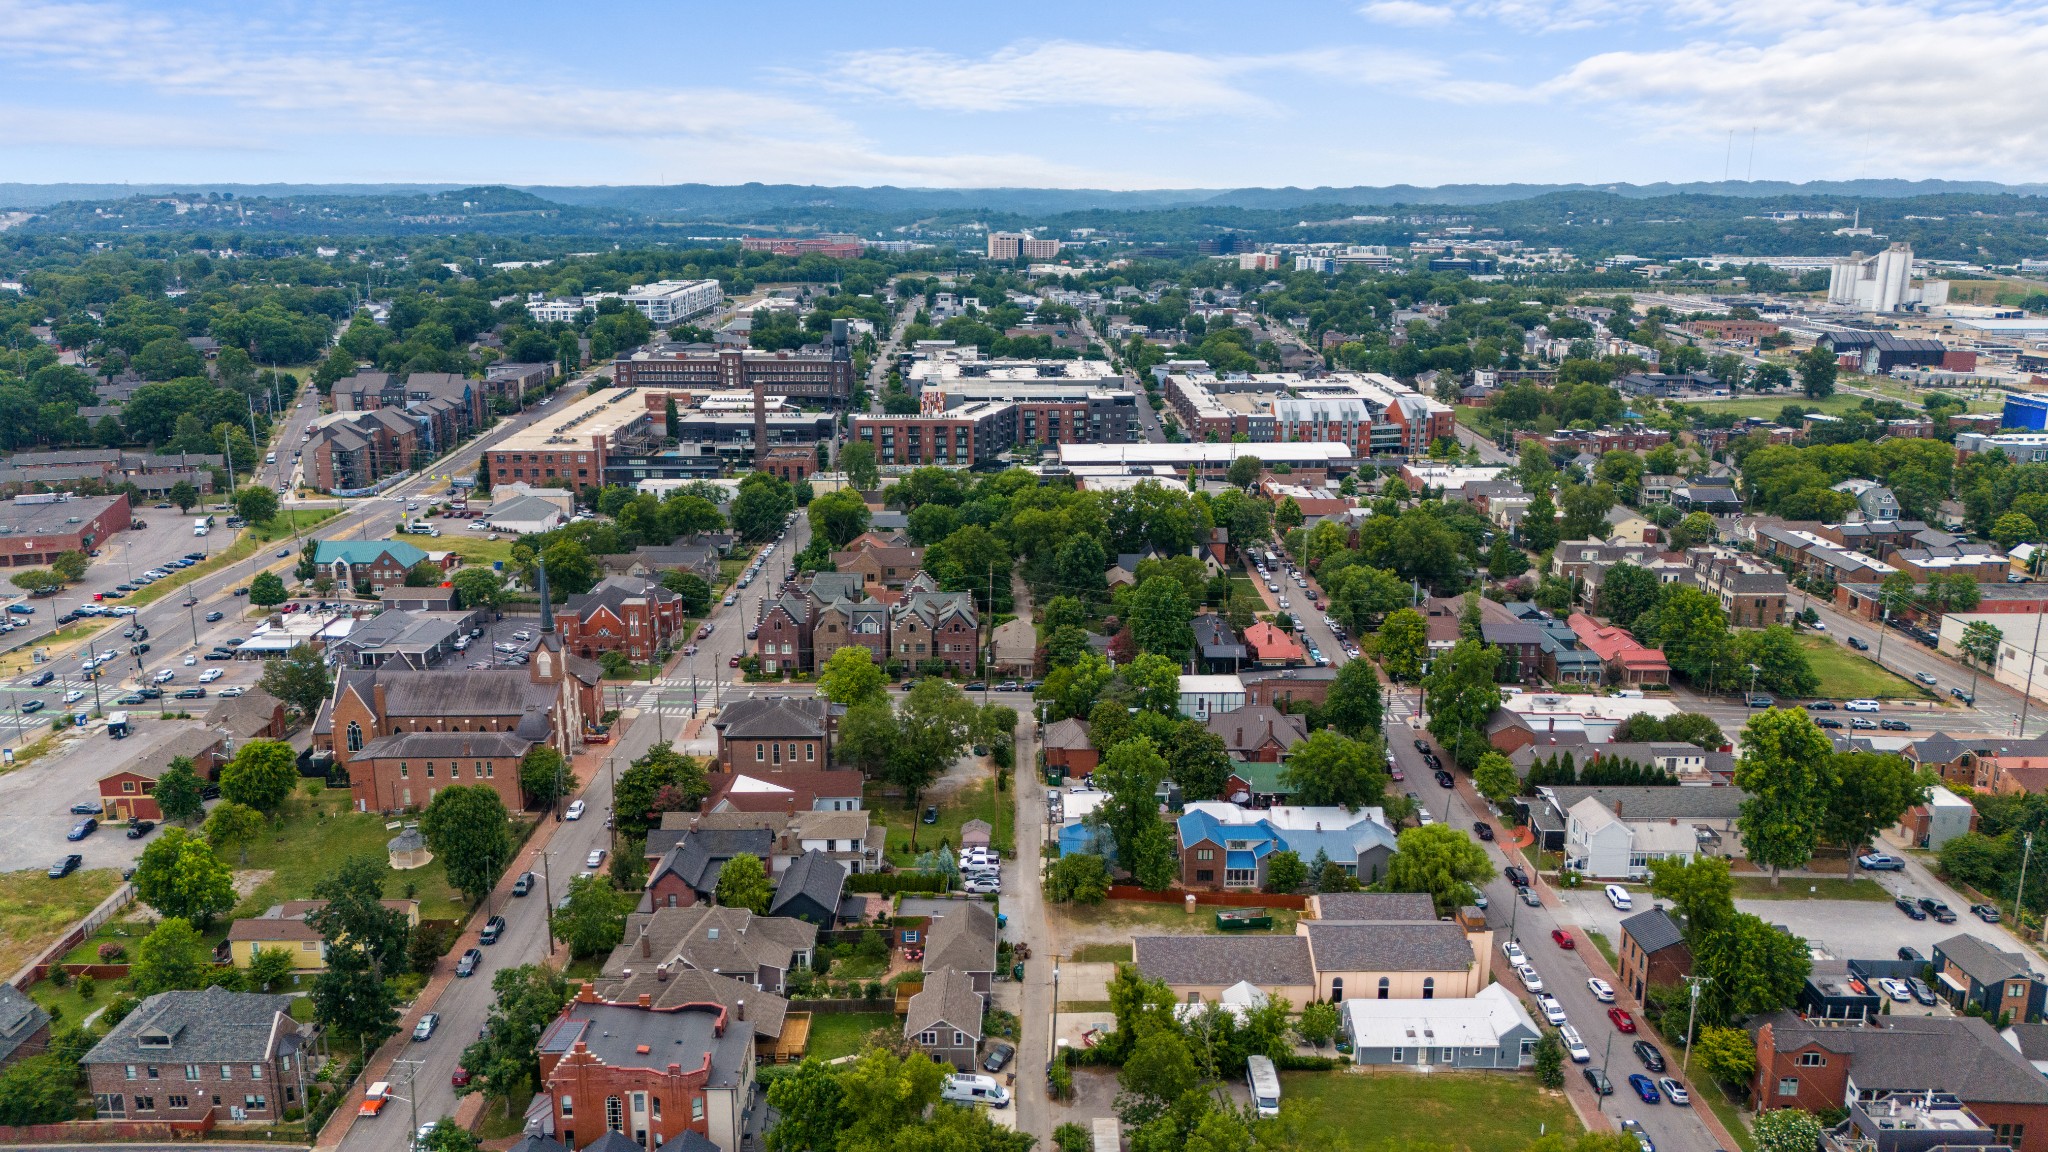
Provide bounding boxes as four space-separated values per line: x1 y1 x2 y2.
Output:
8 880 136 991
1105 885 1308 910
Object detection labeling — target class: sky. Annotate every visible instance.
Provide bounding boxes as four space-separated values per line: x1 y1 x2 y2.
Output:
3 0 2046 189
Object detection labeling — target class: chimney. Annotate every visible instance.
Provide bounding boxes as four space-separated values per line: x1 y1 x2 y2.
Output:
638 993 652 1008
1613 800 1624 817
656 962 670 982
639 925 653 957
577 981 598 1003
737 998 746 1022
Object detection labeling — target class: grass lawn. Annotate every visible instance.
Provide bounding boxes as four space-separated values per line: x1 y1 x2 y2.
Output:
476 1080 536 1139
1070 943 1133 963
825 953 888 981
429 532 518 568
0 867 122 978
871 778 1015 861
1678 392 1868 420
806 1011 896 1061
1732 875 1890 901
1704 1082 1756 1152
1584 929 1620 970
231 785 468 921
252 508 342 544
1055 900 1300 937
1796 635 1933 701
1257 1070 1580 1152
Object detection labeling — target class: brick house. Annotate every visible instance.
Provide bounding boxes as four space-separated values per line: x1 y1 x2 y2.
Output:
97 726 231 821
831 539 926 591
311 539 450 593
1751 1014 2048 1152
561 576 685 662
711 696 831 771
0 985 52 1071
1205 705 1307 763
1239 667 1336 709
84 987 305 1124
808 597 887 672
540 986 754 1152
345 732 532 814
1617 908 1692 1005
754 594 810 675
893 589 979 677
1931 934 2048 1021
1042 718 1098 778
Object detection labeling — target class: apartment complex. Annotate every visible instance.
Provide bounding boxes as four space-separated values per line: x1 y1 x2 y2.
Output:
482 388 660 492
611 326 856 406
1162 372 1455 457
987 232 1061 260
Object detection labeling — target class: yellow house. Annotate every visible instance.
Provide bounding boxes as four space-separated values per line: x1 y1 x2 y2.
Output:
227 898 420 971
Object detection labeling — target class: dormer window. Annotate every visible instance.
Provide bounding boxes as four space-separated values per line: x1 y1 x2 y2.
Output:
138 1030 173 1049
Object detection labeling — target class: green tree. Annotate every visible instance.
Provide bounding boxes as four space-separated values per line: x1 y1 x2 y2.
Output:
1669 510 1718 551
612 744 708 837
217 739 297 813
1281 730 1386 812
1646 854 1735 942
309 853 412 972
1474 751 1520 807
1118 1029 1200 1126
834 697 897 777
1638 584 1732 687
1095 738 1171 884
1375 607 1429 681
1264 849 1309 893
1227 455 1264 489
258 643 333 718
8 569 61 595
458 965 573 1109
1046 852 1112 904
807 487 872 549
50 550 88 584
1594 563 1661 632
1756 1107 1825 1152
714 853 774 914
1296 1000 1341 1051
888 678 975 812
1424 638 1503 769
1122 653 1181 715
660 569 712 614
1796 346 1838 399
246 946 298 992
1128 575 1196 661
312 939 401 1059
153 756 206 825
1533 1031 1565 1089
731 471 797 542
1692 912 1812 1025
557 874 633 959
404 559 444 587
233 485 279 526
1521 489 1560 550
248 570 287 607
1959 620 2005 697
168 479 199 512
817 645 889 706
131 917 214 996
133 828 236 930
419 1119 482 1152
1039 652 1114 720
765 1058 849 1152
1386 823 1495 914
203 800 265 865
421 785 513 904
840 440 880 491
1322 658 1385 738
518 745 573 809
1559 482 1617 541
450 566 509 612
1693 1024 1759 1086
0 1054 82 1125
1823 752 1933 852
1735 708 1835 882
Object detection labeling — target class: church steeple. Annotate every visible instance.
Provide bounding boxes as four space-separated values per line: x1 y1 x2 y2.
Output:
536 558 554 634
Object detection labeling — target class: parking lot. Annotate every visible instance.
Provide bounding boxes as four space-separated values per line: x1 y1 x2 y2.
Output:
0 718 221 875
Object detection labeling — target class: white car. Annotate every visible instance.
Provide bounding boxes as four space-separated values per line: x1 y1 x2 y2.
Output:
1559 1025 1591 1063
184 655 197 666
962 877 1001 894
1879 978 1913 1002
151 669 176 684
565 800 587 820
1516 964 1544 993
1503 940 1527 967
1605 884 1633 911
219 686 247 697
61 689 84 704
1587 977 1616 1003
1844 699 1881 712
585 848 606 869
111 606 137 616
1536 993 1567 1025
198 668 223 683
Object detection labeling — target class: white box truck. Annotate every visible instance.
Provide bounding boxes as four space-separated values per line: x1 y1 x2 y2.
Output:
1246 1054 1281 1117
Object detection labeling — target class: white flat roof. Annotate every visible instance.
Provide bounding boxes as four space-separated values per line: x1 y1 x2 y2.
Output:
1059 443 1353 466
1179 674 1247 694
1501 694 1682 722
1342 984 1535 1048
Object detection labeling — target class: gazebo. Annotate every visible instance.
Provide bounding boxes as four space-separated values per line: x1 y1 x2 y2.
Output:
387 824 433 871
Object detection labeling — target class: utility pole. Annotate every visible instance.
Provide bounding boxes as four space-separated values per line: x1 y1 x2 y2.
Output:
541 851 556 954
1680 974 1713 1075
2017 833 2035 938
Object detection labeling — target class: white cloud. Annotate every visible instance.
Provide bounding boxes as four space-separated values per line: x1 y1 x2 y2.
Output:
1359 1 1457 27
827 40 1279 116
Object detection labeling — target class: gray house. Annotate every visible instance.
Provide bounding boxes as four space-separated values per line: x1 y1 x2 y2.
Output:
1339 984 1540 1069
922 901 999 995
904 967 985 1072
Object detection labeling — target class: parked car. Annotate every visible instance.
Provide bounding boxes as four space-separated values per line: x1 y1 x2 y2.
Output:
1878 978 1912 1002
1857 853 1905 871
413 1013 439 1041
1629 1074 1661 1104
513 871 535 897
480 916 506 945
1473 821 1494 841
1896 896 1929 920
1516 964 1544 993
1605 884 1632 911
125 820 155 839
49 854 82 878
584 848 607 869
1587 978 1616 1003
1633 1041 1666 1072
565 800 586 820
67 817 97 841
1908 977 1937 1006
1551 928 1574 950
1608 1007 1637 1033
1848 636 1870 650
1898 946 1925 963
1583 1067 1613 1096
455 948 483 977
1535 993 1567 1025
922 805 939 824
983 1042 1015 1073
1918 897 1958 923
1518 886 1540 907
1620 1119 1655 1152
1659 1077 1690 1106
1503 940 1527 967
1971 903 2001 923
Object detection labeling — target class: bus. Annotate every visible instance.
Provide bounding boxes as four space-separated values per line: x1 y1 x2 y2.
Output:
1246 1054 1281 1118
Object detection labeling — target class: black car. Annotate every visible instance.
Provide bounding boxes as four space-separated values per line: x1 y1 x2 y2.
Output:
512 871 535 897
126 820 156 838
1414 739 1429 753
1972 903 2002 923
204 651 233 660
1908 978 1937 1006
1633 1041 1667 1073
1436 771 1455 788
173 687 207 699
1504 865 1529 888
1898 946 1924 963
1474 821 1496 841
29 670 53 687
1896 896 1929 920
455 947 483 977
1813 717 1843 729
982 1041 1016 1073
69 801 100 814
48 854 82 879
1583 1067 1614 1096
130 643 150 655
1805 700 1837 710
138 687 161 699
1880 719 1911 731
480 916 507 945
204 611 224 622
1848 636 1870 650
1918 897 1958 923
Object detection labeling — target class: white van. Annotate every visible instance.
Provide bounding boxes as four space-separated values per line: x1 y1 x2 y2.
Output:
1605 884 1633 911
1844 699 1880 712
940 1073 1011 1108
1558 1025 1591 1064
1246 1054 1281 1117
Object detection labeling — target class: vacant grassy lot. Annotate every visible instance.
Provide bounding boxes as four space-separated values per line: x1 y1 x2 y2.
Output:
418 531 517 569
232 785 467 920
1680 392 1869 420
1257 1069 1580 1152
1070 942 1133 963
1056 900 1299 938
1733 875 1890 901
0 867 122 978
806 1011 896 1061
870 777 1014 861
1797 635 1933 701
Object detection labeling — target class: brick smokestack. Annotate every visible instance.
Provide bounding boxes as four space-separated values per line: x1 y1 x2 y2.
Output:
753 380 768 471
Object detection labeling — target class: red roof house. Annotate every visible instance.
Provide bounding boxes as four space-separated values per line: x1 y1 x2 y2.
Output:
1243 622 1307 667
1567 613 1671 688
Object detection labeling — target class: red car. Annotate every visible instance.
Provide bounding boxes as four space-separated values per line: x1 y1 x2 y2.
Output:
728 654 741 667
450 1066 471 1088
1608 1007 1637 1033
1551 928 1575 950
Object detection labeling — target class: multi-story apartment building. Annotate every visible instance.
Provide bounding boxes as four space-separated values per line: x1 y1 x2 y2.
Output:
1688 546 1790 627
1162 372 1454 456
847 402 1013 467
85 987 305 1124
988 232 1060 260
620 279 723 325
740 236 863 259
302 409 425 494
611 325 856 407
560 576 687 662
482 388 659 492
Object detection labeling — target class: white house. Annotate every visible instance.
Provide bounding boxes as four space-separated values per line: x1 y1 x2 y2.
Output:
484 493 569 535
1340 984 1540 1069
1178 674 1246 720
1564 796 1703 880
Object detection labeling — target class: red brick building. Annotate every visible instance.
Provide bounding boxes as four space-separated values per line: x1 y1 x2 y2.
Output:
1617 908 1691 1005
541 987 754 1152
847 403 1011 468
561 577 686 662
711 696 831 771
0 493 130 567
754 595 811 676
1042 718 1098 778
97 727 231 822
759 445 818 484
83 987 304 1125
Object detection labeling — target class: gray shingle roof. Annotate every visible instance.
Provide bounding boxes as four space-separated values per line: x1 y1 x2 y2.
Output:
1134 935 1315 987
1620 908 1686 954
1543 785 1746 821
1938 933 2033 987
923 901 998 976
0 985 50 1064
1763 1015 2048 1104
653 830 774 895
905 967 985 1041
714 695 828 741
1313 893 1438 922
84 986 293 1066
770 850 847 920
1302 921 1475 973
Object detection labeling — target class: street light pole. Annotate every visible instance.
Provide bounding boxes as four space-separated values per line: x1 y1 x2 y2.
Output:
1681 974 1712 1075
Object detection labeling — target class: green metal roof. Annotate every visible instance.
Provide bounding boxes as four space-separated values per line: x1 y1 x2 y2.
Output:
313 539 430 567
